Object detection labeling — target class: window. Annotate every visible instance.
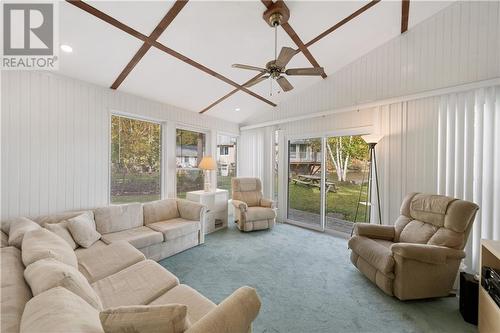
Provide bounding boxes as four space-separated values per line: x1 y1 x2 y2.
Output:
216 134 237 197
176 128 206 198
110 115 161 203
273 129 279 202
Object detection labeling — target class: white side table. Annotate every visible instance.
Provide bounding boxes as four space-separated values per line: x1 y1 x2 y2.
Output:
186 189 228 234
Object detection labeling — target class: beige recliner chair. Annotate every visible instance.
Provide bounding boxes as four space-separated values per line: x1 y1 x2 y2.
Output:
348 192 478 300
231 178 276 232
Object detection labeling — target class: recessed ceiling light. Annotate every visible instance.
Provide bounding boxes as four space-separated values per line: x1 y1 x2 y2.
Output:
235 108 240 111
60 44 73 53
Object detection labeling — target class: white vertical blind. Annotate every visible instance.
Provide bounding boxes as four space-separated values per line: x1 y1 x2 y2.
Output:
376 85 499 272
239 127 274 198
436 86 500 271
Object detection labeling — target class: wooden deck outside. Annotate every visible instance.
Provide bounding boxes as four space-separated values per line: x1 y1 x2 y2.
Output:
288 209 354 234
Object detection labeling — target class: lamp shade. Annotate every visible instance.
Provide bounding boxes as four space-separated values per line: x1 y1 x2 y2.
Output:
198 156 216 170
361 134 384 144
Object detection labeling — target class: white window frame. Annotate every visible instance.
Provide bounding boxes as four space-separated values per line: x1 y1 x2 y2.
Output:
175 125 210 198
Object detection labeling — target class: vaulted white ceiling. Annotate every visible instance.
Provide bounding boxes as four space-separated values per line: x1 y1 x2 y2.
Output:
59 1 454 124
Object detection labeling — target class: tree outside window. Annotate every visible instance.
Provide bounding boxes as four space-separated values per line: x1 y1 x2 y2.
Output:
110 115 161 203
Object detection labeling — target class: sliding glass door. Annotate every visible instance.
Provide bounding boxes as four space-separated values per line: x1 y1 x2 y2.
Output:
287 134 369 234
324 135 369 233
287 138 323 230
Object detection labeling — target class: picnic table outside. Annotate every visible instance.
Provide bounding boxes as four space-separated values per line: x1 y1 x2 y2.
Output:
291 174 338 193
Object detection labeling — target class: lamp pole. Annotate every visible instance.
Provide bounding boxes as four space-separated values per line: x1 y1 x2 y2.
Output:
353 134 383 233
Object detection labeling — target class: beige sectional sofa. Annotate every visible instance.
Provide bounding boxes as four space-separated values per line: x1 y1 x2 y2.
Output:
0 199 261 333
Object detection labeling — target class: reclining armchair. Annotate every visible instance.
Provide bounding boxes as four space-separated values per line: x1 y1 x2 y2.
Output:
231 178 276 232
348 192 478 300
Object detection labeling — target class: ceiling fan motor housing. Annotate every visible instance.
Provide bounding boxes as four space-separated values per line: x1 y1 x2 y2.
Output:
263 1 290 27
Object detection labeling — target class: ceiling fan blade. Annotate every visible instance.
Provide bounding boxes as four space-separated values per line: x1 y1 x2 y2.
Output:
276 76 294 92
285 67 325 76
244 75 269 88
232 64 267 72
275 47 297 68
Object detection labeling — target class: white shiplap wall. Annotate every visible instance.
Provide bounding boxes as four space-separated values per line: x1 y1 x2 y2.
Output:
243 0 500 126
1 71 239 220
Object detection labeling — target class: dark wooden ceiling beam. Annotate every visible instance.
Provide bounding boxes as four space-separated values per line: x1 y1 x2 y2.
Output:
401 0 410 33
66 0 276 107
151 41 276 106
305 0 381 48
199 73 265 114
111 0 188 89
199 1 381 114
67 0 147 41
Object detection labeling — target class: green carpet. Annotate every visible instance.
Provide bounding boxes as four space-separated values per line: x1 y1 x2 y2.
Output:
160 223 476 333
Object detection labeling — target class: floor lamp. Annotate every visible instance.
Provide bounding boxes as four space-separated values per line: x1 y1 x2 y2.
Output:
353 134 383 228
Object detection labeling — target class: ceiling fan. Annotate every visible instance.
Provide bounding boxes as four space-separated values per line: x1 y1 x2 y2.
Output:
231 2 325 92
232 47 324 92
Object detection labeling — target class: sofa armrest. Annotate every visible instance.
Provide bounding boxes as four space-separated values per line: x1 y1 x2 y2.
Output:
186 286 261 333
391 243 465 265
260 198 275 209
177 199 206 221
354 223 395 241
232 200 248 212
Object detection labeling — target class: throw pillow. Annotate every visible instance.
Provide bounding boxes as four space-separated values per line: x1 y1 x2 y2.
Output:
67 212 101 248
8 217 41 248
21 228 78 268
20 287 103 333
44 221 78 249
24 258 103 310
100 304 189 333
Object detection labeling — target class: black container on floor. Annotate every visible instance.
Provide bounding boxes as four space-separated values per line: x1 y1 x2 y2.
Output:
459 272 479 325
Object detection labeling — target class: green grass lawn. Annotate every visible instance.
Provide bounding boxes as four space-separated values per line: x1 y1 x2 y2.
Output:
111 194 160 204
288 182 368 222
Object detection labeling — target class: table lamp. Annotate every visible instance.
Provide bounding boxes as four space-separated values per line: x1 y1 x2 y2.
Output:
198 156 216 192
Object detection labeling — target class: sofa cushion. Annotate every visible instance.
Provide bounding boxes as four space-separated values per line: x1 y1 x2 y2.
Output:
20 287 103 333
8 217 41 248
24 258 103 310
232 178 263 207
101 226 163 249
100 304 189 333
409 193 454 227
75 240 107 257
44 221 78 249
1 230 8 247
399 220 438 244
1 247 32 333
348 235 395 275
77 241 145 283
94 203 143 234
68 213 101 248
92 260 179 308
147 219 200 241
143 199 179 225
246 207 276 221
22 228 78 268
177 199 205 221
33 210 95 225
150 284 216 324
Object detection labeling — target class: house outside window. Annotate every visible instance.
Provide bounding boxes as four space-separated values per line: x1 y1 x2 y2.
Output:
176 128 206 198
